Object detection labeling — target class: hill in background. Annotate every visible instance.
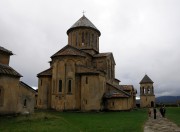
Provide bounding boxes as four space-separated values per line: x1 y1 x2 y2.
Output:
156 96 180 104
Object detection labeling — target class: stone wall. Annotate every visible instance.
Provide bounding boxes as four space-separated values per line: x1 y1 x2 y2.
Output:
0 76 19 114
18 82 36 114
0 53 10 65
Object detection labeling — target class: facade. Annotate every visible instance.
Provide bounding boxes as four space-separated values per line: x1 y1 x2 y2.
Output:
140 74 155 108
37 15 136 111
0 46 36 115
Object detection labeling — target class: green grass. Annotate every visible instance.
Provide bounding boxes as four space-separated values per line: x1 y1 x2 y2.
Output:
166 107 180 126
0 109 147 132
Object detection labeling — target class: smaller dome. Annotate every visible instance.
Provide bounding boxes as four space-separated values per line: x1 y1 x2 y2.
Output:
67 15 101 36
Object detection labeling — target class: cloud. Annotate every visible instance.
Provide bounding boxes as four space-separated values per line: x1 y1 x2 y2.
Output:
0 0 180 96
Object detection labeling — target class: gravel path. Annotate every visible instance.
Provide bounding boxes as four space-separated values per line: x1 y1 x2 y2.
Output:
144 108 180 132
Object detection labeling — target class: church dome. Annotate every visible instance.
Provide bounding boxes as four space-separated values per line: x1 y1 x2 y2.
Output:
67 15 101 36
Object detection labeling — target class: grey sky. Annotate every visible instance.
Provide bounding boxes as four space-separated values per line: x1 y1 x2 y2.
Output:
0 0 180 97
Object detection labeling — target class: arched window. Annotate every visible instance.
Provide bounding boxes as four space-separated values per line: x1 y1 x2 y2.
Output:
68 80 72 93
82 32 84 45
0 86 4 106
92 34 94 47
59 80 62 93
24 99 27 107
85 32 88 45
76 32 78 46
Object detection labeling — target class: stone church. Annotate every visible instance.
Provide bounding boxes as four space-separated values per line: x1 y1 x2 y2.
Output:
37 15 136 111
0 46 36 115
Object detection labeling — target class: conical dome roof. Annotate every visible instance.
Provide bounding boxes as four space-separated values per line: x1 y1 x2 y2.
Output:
67 15 101 36
139 74 154 84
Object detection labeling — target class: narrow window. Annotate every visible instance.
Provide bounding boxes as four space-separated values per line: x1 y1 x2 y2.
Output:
0 87 4 106
85 32 88 45
92 34 94 46
24 99 27 107
82 32 84 45
88 33 90 46
112 102 114 106
94 35 97 48
40 79 42 86
68 80 72 93
76 32 78 46
53 80 55 93
59 80 62 93
86 77 88 84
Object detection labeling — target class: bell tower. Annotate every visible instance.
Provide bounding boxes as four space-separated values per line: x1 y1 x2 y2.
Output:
66 15 101 55
140 74 155 107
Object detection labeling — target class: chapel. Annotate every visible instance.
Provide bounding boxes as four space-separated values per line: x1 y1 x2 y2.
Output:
0 46 36 115
37 15 136 111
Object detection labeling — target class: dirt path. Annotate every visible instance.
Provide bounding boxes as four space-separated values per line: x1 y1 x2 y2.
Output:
144 108 180 132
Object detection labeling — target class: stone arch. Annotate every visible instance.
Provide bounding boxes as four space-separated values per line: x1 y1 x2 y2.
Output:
76 60 83 65
66 59 75 72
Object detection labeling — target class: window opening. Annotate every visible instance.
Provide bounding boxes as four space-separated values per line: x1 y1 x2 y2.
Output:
86 77 88 84
68 80 72 93
24 99 27 107
59 80 62 92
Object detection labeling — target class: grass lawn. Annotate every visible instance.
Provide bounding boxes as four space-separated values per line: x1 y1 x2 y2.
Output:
166 107 180 126
0 109 147 132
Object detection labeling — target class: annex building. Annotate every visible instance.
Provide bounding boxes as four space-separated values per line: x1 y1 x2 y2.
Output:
0 46 36 115
37 15 136 111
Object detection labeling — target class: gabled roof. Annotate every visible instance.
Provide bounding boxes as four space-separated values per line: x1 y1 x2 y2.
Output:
20 81 36 93
37 68 52 77
104 91 129 98
76 65 100 75
51 45 89 58
67 15 101 36
0 63 22 77
93 52 112 57
0 46 13 55
139 74 154 84
119 85 134 91
93 52 116 65
105 82 131 98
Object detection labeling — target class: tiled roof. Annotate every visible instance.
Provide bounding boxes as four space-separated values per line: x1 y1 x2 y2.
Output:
106 82 131 97
0 46 13 55
119 85 134 91
0 63 22 77
37 68 52 77
76 65 100 75
67 15 101 36
104 91 129 98
93 52 116 65
140 74 154 84
93 52 112 57
51 45 87 58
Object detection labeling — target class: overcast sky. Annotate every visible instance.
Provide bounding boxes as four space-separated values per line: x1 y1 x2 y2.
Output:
0 0 180 97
